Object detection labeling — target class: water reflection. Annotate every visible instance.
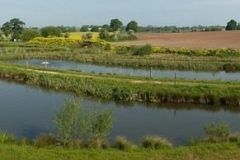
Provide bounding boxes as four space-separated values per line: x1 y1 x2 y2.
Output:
0 80 239 146
10 59 240 81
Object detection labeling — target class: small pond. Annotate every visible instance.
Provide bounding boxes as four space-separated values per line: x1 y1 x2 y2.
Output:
10 59 240 81
0 80 239 145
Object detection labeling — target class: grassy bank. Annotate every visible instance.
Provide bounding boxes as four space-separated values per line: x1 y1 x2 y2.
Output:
0 142 240 160
0 63 240 106
1 41 240 71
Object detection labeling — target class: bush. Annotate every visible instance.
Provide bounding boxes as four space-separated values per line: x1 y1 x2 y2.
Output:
141 135 172 149
203 121 231 143
133 44 153 56
115 136 133 151
34 133 56 148
54 99 80 146
54 99 114 147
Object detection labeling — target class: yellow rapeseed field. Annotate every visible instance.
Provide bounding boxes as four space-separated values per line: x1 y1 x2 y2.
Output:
68 32 100 40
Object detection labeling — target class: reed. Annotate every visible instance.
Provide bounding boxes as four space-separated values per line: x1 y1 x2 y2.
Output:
0 63 240 106
141 135 172 149
1 42 240 71
114 136 134 151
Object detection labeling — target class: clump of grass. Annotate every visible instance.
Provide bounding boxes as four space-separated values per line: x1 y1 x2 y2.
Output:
83 138 110 149
141 135 172 149
188 138 202 146
229 132 240 143
115 136 134 151
203 121 231 143
19 137 33 146
34 133 56 148
0 131 17 144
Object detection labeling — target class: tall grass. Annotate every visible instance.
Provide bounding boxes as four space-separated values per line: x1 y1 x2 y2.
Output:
114 136 134 151
1 42 240 71
0 63 240 106
141 135 172 149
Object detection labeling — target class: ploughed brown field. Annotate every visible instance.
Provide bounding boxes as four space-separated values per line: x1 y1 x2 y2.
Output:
113 31 240 49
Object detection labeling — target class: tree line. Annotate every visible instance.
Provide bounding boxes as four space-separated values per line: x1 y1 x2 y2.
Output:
1 18 240 42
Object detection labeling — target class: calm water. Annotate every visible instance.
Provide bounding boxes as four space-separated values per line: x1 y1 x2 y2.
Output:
0 80 239 145
11 59 240 81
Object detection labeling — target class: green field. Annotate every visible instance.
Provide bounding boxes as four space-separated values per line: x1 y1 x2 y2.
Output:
1 143 240 160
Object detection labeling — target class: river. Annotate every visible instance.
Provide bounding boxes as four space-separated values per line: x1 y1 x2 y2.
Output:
11 59 240 81
0 80 239 145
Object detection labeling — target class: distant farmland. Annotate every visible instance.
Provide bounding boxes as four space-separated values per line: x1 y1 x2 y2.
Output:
112 31 240 49
68 32 99 40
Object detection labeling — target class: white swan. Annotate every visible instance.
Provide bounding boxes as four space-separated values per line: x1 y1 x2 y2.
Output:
41 61 49 65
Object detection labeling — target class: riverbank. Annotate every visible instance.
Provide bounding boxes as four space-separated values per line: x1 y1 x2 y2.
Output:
1 142 240 160
1 63 240 106
1 42 240 72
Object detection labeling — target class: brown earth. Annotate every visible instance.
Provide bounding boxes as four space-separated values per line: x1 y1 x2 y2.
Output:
112 31 240 49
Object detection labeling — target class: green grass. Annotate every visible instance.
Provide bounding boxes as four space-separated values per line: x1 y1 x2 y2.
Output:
0 142 240 160
1 41 240 71
0 63 240 106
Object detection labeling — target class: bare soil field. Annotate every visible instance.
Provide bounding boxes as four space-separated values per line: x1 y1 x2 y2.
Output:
113 31 240 49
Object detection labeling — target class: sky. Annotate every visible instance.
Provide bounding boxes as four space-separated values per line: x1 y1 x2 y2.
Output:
0 0 240 27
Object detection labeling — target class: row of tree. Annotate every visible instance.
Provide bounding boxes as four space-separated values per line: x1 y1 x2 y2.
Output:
1 18 240 42
80 19 138 33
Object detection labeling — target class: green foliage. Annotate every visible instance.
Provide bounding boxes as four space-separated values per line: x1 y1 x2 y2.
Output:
226 19 237 30
20 28 40 42
142 136 172 149
82 33 93 40
80 25 89 32
203 121 231 143
110 19 123 31
126 21 138 32
115 136 134 151
1 18 25 41
112 87 132 101
101 24 110 31
54 99 80 146
133 44 153 56
0 131 17 144
54 99 114 147
40 26 62 37
34 133 56 148
99 29 111 40
90 26 100 32
87 106 114 140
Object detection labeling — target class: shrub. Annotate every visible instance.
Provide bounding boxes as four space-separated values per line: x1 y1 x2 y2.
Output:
142 135 172 149
203 121 231 143
115 136 133 151
54 99 80 146
54 99 114 147
34 133 56 148
133 44 153 56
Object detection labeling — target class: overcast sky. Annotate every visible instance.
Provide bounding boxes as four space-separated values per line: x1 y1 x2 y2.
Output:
1 0 239 27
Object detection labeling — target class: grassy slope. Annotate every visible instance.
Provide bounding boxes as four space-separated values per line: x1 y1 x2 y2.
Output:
1 143 240 160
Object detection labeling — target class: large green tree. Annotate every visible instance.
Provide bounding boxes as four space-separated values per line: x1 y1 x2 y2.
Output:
40 26 62 37
110 19 123 31
1 18 25 41
225 19 237 30
126 21 138 32
20 28 40 42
